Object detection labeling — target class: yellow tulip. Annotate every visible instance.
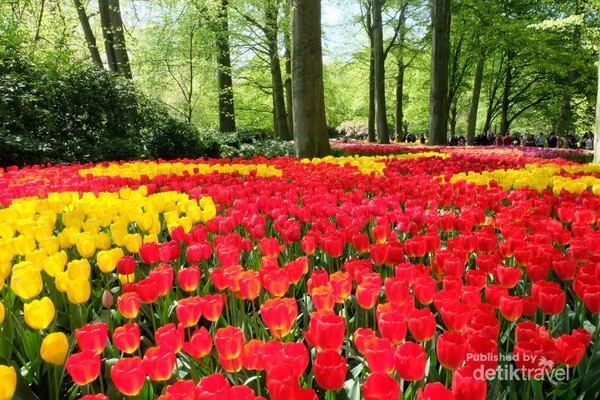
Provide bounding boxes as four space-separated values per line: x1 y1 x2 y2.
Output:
24 297 55 330
13 235 36 255
124 233 142 253
0 301 4 324
67 278 91 304
94 232 111 251
42 251 67 278
67 259 91 280
96 248 123 274
143 234 159 244
55 271 69 292
40 332 69 365
0 262 10 283
0 365 17 400
38 236 60 256
10 267 43 300
75 232 96 259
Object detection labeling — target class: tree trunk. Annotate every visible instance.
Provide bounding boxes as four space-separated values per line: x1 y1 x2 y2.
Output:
292 0 331 158
98 0 118 73
73 0 104 69
372 0 389 144
449 102 457 138
368 47 376 142
555 69 576 136
395 60 405 142
467 49 485 145
108 0 132 79
266 1 291 140
594 51 600 163
216 0 236 133
284 7 294 139
428 0 451 145
500 52 513 134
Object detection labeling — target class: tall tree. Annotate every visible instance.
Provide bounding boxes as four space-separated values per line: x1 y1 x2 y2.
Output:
73 0 103 69
359 0 377 142
216 0 236 132
428 0 451 145
98 0 132 78
466 46 485 144
291 0 331 157
284 0 294 139
372 0 390 143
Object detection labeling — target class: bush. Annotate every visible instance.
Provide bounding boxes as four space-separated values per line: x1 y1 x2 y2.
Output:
336 119 369 140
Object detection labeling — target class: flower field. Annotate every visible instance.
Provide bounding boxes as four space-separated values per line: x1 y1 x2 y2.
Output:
1 147 600 400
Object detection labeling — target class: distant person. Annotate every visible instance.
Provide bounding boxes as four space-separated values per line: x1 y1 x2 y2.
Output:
512 133 521 146
524 133 535 147
449 134 458 146
548 132 557 148
502 133 512 146
566 130 577 149
535 132 545 147
584 132 593 150
556 135 569 149
494 133 503 146
420 135 426 144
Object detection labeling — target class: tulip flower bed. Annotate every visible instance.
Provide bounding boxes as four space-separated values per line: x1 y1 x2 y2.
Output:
1 151 600 400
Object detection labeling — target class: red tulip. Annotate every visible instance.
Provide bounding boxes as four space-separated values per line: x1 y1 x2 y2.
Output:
149 263 174 297
362 372 401 400
238 270 262 301
465 335 498 373
330 271 352 303
394 341 426 381
161 380 200 399
377 309 407 345
201 294 225 322
110 357 146 396
303 311 345 351
143 346 175 381
183 326 213 359
452 364 487 400
484 285 508 309
79 395 110 400
583 285 600 314
176 296 203 327
369 244 389 266
515 321 549 345
66 350 100 385
242 339 265 371
215 326 245 360
437 332 466 370
384 277 410 307
262 268 290 297
197 373 231 398
533 281 565 315
407 308 436 342
521 295 538 317
352 327 377 354
351 233 370 253
117 255 137 275
356 282 380 309
136 277 159 304
514 337 558 379
301 236 317 255
311 285 336 311
113 323 141 354
284 257 309 284
155 323 185 354
495 265 522 289
552 259 576 281
438 300 470 332
76 322 108 354
555 334 587 367
413 276 437 305
365 337 395 374
178 265 201 292
117 292 141 319
499 295 523 322
417 382 455 400
260 297 298 339
313 349 347 390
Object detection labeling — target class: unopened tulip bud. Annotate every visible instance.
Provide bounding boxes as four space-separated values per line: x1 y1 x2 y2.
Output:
102 290 114 309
